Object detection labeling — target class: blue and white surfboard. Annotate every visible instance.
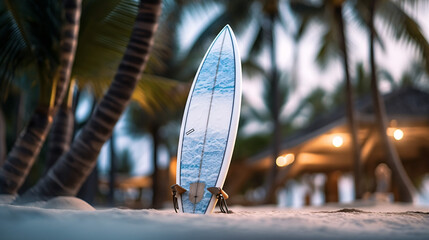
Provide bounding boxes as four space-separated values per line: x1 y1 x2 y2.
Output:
176 25 242 214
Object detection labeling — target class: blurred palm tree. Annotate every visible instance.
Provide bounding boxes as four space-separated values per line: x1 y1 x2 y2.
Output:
1 0 185 202
45 0 141 173
361 0 427 202
11 0 162 203
0 0 81 195
124 0 205 208
190 0 350 203
236 72 290 160
200 0 288 204
0 0 139 195
291 0 429 202
290 0 364 199
380 59 429 90
129 77 188 209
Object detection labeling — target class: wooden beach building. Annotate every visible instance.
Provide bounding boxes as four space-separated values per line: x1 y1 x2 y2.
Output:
225 87 429 203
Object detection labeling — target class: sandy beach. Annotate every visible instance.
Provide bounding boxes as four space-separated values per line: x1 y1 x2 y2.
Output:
1 197 428 240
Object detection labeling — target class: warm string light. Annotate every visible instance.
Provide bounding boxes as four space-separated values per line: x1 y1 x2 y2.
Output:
332 136 343 148
393 129 404 140
276 153 295 167
387 127 404 141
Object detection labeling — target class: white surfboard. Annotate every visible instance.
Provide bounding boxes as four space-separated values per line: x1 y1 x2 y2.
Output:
175 25 242 214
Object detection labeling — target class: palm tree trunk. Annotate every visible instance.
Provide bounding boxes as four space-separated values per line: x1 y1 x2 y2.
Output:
368 0 415 202
150 124 163 209
45 79 76 172
15 0 162 203
334 5 363 200
53 0 81 108
45 106 74 172
0 0 82 195
0 107 6 166
265 12 281 204
0 108 52 194
108 134 116 206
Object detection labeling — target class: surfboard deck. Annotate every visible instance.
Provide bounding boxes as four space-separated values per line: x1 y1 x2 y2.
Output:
175 25 242 214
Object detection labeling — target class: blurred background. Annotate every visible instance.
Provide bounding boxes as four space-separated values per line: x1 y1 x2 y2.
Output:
1 0 429 209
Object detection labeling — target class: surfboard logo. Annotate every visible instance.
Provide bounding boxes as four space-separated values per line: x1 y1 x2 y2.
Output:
186 128 195 135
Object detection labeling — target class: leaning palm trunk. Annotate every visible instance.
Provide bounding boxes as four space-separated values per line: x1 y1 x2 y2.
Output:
0 108 51 194
16 0 162 203
369 1 414 202
53 0 81 108
45 105 74 172
0 0 82 195
45 80 76 172
334 4 363 199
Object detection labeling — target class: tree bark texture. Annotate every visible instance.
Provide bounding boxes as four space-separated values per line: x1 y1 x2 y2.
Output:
0 108 51 194
53 0 82 108
45 107 74 172
0 0 82 195
15 0 162 203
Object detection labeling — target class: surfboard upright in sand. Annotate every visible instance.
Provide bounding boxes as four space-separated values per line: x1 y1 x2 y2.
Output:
174 25 242 214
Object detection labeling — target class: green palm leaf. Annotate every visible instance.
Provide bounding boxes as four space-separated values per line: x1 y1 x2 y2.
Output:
376 0 429 70
0 0 61 97
132 75 189 116
73 0 139 89
72 0 186 116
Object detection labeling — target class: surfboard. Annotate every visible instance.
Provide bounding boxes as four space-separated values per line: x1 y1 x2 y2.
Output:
175 25 242 214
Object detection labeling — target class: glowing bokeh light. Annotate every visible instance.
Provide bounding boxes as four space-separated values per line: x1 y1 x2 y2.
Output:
332 136 343 148
276 154 295 167
393 129 404 140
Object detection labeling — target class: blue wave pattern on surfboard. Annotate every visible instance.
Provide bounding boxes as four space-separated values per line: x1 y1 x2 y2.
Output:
180 27 235 213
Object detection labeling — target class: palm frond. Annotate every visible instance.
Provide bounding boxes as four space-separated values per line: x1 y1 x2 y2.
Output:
0 0 61 97
392 0 429 10
354 62 371 96
73 0 138 86
315 26 339 70
377 1 429 71
348 1 385 51
289 0 323 17
378 69 397 89
242 59 265 78
247 25 265 60
398 59 429 89
131 74 189 116
176 0 218 16
262 71 290 118
74 0 173 91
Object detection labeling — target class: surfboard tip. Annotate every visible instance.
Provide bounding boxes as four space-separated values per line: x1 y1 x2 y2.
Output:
223 24 232 32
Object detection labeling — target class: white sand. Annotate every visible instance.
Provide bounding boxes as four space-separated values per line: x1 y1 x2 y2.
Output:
0 197 428 240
